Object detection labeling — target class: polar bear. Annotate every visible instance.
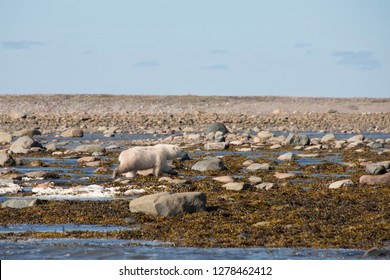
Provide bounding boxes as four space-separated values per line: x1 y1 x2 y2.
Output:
112 144 189 178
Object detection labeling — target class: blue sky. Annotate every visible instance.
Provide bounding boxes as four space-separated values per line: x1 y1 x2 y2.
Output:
0 0 389 97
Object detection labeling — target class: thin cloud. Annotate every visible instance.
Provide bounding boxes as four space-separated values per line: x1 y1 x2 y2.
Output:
203 64 228 70
134 59 161 67
0 40 47 50
294 43 312 48
207 49 227 54
332 51 380 70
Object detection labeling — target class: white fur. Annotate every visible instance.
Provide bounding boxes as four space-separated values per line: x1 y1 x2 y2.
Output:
113 144 187 178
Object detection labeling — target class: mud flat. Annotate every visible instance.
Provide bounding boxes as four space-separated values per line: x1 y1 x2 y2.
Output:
0 94 389 259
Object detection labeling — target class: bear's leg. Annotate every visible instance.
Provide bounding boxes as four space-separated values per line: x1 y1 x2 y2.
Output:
112 164 136 179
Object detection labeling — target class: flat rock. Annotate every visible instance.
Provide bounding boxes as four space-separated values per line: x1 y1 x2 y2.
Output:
191 157 226 172
247 163 271 171
270 144 282 149
359 173 390 185
297 153 320 158
222 182 249 191
274 172 295 179
229 140 244 146
77 156 98 163
347 135 365 143
212 176 234 183
13 129 41 138
75 145 106 154
204 142 228 150
256 131 275 140
61 128 84 138
129 192 206 217
329 179 354 189
2 198 42 208
25 171 60 179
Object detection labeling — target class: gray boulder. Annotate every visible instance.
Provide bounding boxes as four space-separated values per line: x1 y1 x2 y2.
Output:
0 154 16 167
129 192 206 217
205 122 229 135
365 164 387 175
321 133 336 143
9 136 44 154
75 145 106 154
284 133 310 146
191 157 226 172
2 198 42 209
247 163 271 171
204 142 228 150
0 132 12 143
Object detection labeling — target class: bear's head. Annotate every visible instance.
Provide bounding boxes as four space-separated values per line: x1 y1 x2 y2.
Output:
173 145 191 161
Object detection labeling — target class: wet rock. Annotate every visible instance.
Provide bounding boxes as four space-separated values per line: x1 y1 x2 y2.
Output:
13 129 41 138
0 179 22 194
25 171 60 179
191 157 226 172
247 163 271 171
365 164 387 175
60 128 84 138
0 153 16 167
274 172 295 179
212 176 234 183
329 179 354 189
129 192 206 217
297 153 320 158
277 152 296 161
222 182 249 191
75 145 106 154
284 133 310 146
359 173 390 185
0 132 12 143
9 136 44 154
321 133 336 143
2 198 42 208
77 156 98 164
205 122 229 135
255 182 275 190
204 142 228 150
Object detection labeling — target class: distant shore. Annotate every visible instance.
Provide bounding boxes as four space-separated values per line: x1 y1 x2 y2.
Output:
0 94 389 133
0 94 389 115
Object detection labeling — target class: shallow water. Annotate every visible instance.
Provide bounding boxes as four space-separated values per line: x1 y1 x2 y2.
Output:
1 131 389 260
0 238 377 260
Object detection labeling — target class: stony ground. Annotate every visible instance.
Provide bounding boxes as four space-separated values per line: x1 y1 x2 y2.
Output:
0 94 389 255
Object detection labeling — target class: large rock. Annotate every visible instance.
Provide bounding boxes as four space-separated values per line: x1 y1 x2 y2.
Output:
205 122 229 135
75 145 106 154
0 132 12 143
61 128 84 138
365 164 387 175
284 133 310 146
9 136 43 154
347 135 365 143
191 157 226 172
359 173 390 185
25 171 60 179
2 198 42 208
277 152 296 161
129 192 206 217
0 154 16 167
256 131 275 141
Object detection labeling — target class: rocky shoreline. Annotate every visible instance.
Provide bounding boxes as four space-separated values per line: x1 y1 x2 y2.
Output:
0 94 389 256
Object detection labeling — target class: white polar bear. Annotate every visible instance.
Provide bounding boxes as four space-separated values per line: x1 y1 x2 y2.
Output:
112 144 189 178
